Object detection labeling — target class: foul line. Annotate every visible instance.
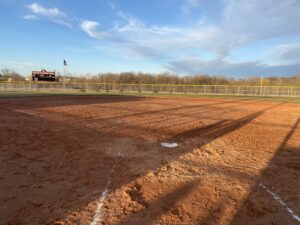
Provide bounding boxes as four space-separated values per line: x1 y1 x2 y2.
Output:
259 183 300 223
14 109 38 116
90 151 121 225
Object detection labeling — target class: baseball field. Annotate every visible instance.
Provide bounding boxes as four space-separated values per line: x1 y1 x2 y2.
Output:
0 94 299 225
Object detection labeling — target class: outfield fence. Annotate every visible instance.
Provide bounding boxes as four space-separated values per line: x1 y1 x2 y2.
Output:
0 82 300 97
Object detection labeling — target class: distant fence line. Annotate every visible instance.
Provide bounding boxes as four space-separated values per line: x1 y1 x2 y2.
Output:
0 82 300 97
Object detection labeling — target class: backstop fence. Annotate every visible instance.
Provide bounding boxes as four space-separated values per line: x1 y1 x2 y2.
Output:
0 82 300 97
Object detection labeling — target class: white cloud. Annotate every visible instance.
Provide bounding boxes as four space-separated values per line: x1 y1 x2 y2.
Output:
80 20 108 39
182 0 201 13
109 3 145 32
29 3 64 17
222 0 300 41
277 44 300 60
167 57 300 77
79 1 300 75
25 3 72 28
100 2 226 59
79 3 226 59
23 14 38 20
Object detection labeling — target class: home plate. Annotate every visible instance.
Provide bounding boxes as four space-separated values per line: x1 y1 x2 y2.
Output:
161 143 178 148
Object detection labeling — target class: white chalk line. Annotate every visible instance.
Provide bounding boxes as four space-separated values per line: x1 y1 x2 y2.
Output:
14 109 48 119
14 109 38 116
90 151 121 225
259 183 300 223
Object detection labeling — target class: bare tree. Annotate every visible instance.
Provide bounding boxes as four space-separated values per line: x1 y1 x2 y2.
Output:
0 69 25 81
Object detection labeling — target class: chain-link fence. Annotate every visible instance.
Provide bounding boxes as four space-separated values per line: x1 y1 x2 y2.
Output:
0 82 300 97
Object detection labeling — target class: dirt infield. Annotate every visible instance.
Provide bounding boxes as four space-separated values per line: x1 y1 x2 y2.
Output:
0 95 299 225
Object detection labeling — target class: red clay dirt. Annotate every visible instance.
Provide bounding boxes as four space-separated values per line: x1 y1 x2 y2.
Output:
0 95 299 225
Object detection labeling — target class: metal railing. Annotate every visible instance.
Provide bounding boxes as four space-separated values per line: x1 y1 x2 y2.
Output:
0 82 300 97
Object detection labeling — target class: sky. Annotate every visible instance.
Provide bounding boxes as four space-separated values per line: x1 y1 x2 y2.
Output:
1 0 300 77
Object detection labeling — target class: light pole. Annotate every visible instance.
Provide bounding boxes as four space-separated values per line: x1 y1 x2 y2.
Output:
260 75 264 96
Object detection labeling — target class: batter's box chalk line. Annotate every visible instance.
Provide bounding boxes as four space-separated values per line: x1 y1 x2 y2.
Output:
259 183 300 223
90 151 121 225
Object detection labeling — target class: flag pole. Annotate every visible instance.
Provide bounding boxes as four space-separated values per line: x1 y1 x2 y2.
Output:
63 59 67 92
64 65 66 92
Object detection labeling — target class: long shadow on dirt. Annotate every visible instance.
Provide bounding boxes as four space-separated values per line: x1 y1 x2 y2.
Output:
33 98 245 128
114 104 283 225
194 117 300 225
118 180 201 225
0 95 144 110
0 97 287 224
228 117 300 225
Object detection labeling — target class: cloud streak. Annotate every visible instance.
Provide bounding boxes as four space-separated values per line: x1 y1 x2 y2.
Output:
68 0 300 75
24 3 72 28
167 58 300 77
80 20 107 39
82 0 300 57
181 0 202 13
277 44 300 60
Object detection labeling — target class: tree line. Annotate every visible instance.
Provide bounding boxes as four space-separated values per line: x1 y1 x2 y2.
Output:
1 69 300 86
57 71 300 86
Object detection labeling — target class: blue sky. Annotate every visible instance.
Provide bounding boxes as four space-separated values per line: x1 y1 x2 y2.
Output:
1 0 300 77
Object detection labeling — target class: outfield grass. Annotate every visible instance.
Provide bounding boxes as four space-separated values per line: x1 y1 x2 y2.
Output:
0 91 299 103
